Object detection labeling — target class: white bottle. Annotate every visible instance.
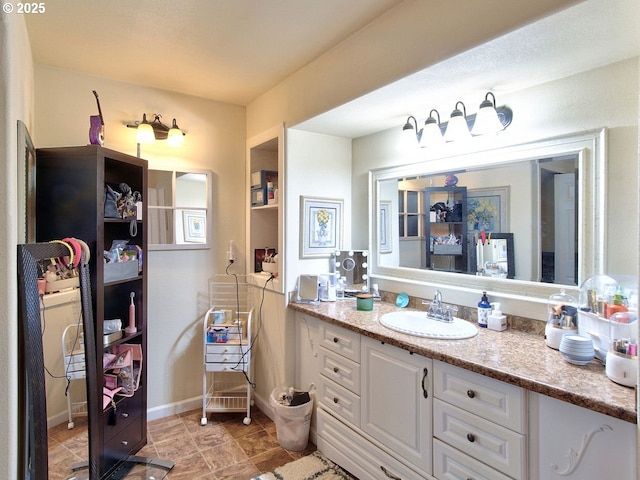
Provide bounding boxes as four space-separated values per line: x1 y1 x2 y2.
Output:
488 302 507 331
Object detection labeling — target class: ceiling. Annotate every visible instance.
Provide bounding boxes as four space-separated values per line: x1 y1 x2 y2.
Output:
25 0 639 139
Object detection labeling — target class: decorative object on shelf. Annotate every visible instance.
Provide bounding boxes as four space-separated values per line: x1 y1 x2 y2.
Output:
444 174 458 186
400 91 513 148
250 170 278 206
254 248 276 273
467 186 508 233
126 113 185 145
379 201 392 253
89 90 105 146
300 196 343 258
182 210 206 243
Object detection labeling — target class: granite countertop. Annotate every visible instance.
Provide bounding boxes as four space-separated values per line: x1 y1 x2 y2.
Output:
289 300 637 424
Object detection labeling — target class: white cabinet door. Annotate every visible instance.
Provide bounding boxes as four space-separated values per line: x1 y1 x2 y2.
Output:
530 392 637 479
361 336 433 475
294 313 321 391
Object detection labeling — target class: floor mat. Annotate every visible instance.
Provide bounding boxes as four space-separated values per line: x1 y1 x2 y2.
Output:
252 451 357 480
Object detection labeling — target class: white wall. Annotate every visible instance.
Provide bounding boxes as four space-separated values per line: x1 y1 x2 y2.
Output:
0 11 34 478
33 65 246 415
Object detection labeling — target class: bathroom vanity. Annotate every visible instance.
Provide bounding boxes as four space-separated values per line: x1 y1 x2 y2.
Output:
292 300 636 480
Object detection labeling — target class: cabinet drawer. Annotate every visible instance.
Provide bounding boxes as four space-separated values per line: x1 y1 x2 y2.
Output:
434 399 525 479
205 344 244 355
319 323 360 362
434 438 512 480
318 377 360 427
103 418 144 469
103 392 143 442
317 408 425 480
205 352 244 363
319 346 361 394
434 360 525 432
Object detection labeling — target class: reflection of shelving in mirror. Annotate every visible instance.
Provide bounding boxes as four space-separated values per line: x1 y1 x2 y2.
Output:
332 250 369 296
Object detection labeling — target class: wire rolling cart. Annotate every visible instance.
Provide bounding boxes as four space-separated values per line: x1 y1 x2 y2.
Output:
61 323 87 429
201 277 254 426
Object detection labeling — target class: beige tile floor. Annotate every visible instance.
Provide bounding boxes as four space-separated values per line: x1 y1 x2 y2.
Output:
47 407 316 479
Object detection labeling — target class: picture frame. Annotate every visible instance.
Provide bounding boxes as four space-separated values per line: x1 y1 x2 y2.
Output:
379 201 392 253
300 196 343 258
467 187 509 233
182 210 206 243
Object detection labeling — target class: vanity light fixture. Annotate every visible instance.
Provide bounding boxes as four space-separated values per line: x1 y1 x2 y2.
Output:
420 109 445 147
399 115 421 150
444 101 472 142
126 113 186 145
402 91 513 147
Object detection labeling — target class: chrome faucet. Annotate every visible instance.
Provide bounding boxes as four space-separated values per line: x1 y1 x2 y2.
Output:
424 289 457 323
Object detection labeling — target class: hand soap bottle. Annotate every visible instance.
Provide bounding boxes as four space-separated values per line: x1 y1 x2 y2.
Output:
477 291 491 328
488 302 507 331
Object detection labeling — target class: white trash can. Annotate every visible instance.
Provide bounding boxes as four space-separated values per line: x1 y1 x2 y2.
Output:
269 385 314 451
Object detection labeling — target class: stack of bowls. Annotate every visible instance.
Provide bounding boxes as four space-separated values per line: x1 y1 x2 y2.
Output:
559 335 595 365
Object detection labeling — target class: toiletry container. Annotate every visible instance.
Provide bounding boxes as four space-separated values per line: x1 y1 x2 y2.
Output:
545 289 577 349
605 311 638 386
487 302 507 331
477 291 491 328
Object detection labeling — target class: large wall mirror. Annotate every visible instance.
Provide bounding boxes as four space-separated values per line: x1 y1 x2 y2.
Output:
371 129 606 299
148 169 212 250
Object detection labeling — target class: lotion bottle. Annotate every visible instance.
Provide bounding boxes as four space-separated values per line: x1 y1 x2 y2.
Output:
488 302 507 331
125 292 137 334
477 291 491 328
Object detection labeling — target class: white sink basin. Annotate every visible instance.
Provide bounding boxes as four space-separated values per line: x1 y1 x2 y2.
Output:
380 311 478 340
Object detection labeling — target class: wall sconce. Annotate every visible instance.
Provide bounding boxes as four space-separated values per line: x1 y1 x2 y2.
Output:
126 114 185 145
402 92 513 148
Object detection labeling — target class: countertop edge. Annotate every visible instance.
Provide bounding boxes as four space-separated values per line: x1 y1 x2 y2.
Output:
289 301 637 424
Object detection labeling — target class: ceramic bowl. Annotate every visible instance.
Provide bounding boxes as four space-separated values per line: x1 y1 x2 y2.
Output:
559 335 595 365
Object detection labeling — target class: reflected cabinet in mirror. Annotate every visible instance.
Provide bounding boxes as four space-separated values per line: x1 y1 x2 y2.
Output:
372 130 606 297
148 169 212 250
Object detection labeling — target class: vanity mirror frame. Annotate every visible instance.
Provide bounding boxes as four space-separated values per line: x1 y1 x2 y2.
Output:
369 128 606 301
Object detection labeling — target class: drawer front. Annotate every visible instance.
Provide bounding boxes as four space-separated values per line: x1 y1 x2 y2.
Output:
317 408 426 480
204 361 247 372
434 399 525 479
205 344 244 355
319 323 360 362
103 419 144 471
319 346 361 394
318 377 360 427
434 360 525 432
205 352 244 363
434 438 512 480
103 392 143 442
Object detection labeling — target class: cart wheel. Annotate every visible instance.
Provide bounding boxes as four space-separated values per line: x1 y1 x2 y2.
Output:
243 417 251 425
250 399 255 406
68 421 75 429
200 417 207 426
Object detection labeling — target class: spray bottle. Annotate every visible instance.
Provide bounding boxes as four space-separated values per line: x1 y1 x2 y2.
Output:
477 291 491 328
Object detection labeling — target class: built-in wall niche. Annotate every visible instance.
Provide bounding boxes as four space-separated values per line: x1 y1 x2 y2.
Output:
148 169 212 250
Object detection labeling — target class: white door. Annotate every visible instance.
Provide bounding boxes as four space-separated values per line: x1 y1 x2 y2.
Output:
554 173 575 285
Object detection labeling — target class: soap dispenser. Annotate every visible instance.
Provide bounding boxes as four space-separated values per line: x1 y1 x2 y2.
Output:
477 291 491 328
488 302 507 331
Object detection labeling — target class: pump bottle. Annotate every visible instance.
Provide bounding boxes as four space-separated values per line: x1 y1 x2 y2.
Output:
477 291 491 328
488 302 507 331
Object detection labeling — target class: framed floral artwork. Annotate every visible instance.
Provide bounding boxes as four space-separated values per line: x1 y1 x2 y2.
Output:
182 210 206 243
467 187 509 233
300 196 343 258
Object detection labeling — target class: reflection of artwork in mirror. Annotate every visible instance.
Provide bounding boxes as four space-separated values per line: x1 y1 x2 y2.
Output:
301 196 343 258
467 187 508 233
332 250 369 295
183 210 206 243
379 201 391 253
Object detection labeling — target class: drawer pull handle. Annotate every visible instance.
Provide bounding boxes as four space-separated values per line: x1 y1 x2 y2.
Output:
121 440 128 446
333 337 339 343
333 397 339 404
121 413 129 418
421 367 429 399
466 433 476 443
467 389 476 398
333 367 339 373
380 465 401 479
